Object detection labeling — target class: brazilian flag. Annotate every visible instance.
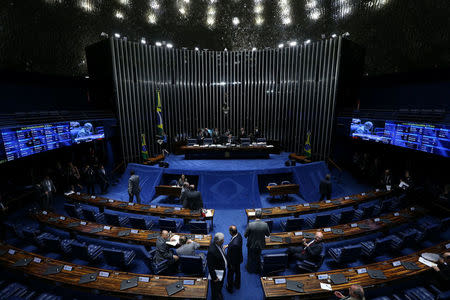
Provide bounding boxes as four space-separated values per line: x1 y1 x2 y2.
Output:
141 133 149 160
304 131 312 157
156 90 164 136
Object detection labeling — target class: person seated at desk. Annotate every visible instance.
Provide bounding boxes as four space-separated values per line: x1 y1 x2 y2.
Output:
251 127 261 142
154 230 179 268
334 284 365 300
432 252 450 285
176 236 205 259
178 174 188 187
225 134 236 145
196 129 205 144
212 128 221 144
286 231 323 264
238 128 247 140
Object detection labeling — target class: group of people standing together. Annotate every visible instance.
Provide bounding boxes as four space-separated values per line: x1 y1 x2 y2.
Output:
195 127 263 145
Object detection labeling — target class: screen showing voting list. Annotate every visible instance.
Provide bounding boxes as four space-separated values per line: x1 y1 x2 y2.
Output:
350 119 449 157
0 122 72 163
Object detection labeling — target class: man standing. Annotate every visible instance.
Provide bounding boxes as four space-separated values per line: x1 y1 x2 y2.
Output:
84 164 96 195
244 210 270 273
319 174 332 200
207 232 227 300
185 185 203 210
286 231 324 264
41 175 56 209
97 165 109 194
153 230 179 270
225 225 243 293
128 170 141 204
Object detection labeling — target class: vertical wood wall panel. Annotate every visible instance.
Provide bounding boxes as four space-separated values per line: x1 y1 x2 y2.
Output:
110 38 342 162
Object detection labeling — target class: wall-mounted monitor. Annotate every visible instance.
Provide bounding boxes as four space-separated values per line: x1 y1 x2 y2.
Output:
0 120 105 164
350 118 449 157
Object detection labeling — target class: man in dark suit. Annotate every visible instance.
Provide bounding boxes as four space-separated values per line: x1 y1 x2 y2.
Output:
128 170 141 204
432 252 450 285
207 232 227 300
381 169 392 190
225 225 243 293
286 231 323 263
244 210 270 273
238 128 247 140
184 185 203 210
319 174 332 200
153 230 179 270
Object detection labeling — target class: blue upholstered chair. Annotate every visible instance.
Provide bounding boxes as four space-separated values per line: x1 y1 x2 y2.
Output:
281 180 291 185
354 205 375 220
189 220 210 234
81 208 105 224
103 248 135 268
280 217 306 231
159 218 182 232
391 228 419 250
179 255 207 275
328 244 362 264
129 216 154 230
331 209 355 225
306 214 331 228
70 240 103 262
361 236 394 257
296 246 325 273
64 203 83 219
104 212 129 227
145 249 169 274
0 282 29 299
22 227 51 248
264 219 274 232
261 253 288 275
203 138 213 145
404 286 436 300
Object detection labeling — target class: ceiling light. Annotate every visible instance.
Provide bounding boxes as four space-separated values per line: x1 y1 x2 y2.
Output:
331 33 337 38
80 0 93 12
309 9 320 20
207 16 215 25
148 13 157 24
119 0 129 5
282 17 291 25
141 38 146 44
150 0 159 10
252 47 257 51
179 7 186 15
115 11 124 19
255 15 264 25
278 43 284 48
194 47 199 51
254 4 263 13
232 17 240 26
155 41 162 46
289 41 297 46
114 33 121 38
343 32 350 37
304 39 311 44
183 0 190 2
166 43 173 48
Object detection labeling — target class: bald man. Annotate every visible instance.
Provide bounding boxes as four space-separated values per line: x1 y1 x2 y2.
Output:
286 231 324 264
224 225 243 293
153 230 179 269
334 284 365 300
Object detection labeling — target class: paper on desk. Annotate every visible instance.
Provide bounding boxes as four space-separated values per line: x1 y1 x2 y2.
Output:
419 257 437 268
166 235 180 247
248 211 256 216
320 283 332 291
208 270 224 281
205 209 213 217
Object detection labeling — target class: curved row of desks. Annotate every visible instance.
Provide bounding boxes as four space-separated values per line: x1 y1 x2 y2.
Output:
261 241 450 299
65 192 215 226
0 243 208 299
33 211 211 249
264 206 421 249
34 206 420 250
246 189 392 222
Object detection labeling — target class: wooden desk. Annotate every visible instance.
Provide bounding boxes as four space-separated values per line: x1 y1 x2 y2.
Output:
33 211 211 250
263 206 422 249
261 241 450 299
155 185 182 198
267 184 300 197
65 193 215 227
0 244 208 299
246 190 391 223
288 153 312 164
142 154 165 165
179 145 280 159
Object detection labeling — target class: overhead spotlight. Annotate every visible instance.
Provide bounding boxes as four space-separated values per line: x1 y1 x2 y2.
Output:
179 7 186 15
255 15 264 25
321 34 326 39
194 47 199 51
331 33 337 38
141 38 146 44
224 48 228 51
183 0 190 2
115 11 124 19
252 47 257 51
232 17 240 26
206 16 215 26
278 43 284 48
148 13 157 24
282 17 291 25
100 32 108 38
150 0 159 10
166 43 173 48
289 41 297 46
114 33 121 38
343 32 350 37
85 75 90 79
254 4 263 13
155 41 162 46
304 39 311 44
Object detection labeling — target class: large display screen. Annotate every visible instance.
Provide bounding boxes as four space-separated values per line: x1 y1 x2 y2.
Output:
350 118 450 157
0 120 105 164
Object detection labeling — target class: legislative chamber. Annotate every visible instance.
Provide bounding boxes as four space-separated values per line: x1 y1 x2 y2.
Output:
0 1 449 299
